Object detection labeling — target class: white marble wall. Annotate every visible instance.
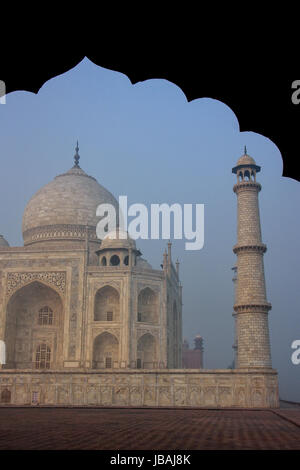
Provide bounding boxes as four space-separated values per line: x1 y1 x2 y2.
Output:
0 369 279 408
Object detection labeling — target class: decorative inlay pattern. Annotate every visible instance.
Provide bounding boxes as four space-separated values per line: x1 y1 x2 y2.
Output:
23 224 98 245
137 328 159 340
93 328 120 340
6 271 66 297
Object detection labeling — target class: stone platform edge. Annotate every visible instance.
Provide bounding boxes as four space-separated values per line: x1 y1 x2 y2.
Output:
0 368 279 408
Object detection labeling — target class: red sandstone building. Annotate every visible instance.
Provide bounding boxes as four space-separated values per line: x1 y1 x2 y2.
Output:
182 335 204 369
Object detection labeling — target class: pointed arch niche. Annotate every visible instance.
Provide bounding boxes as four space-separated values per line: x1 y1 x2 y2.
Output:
94 285 120 322
4 281 64 369
137 287 158 324
92 332 119 369
137 333 157 369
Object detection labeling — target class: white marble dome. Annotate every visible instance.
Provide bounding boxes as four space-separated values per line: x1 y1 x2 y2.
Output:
136 257 152 269
22 163 119 245
0 234 9 247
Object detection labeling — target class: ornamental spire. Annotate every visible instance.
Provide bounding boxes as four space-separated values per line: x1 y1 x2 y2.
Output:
73 140 80 168
244 145 247 155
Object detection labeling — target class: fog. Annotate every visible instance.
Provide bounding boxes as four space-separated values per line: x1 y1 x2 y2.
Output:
0 58 299 400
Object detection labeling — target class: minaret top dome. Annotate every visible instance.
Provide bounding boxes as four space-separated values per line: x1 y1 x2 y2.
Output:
232 147 261 174
236 154 256 166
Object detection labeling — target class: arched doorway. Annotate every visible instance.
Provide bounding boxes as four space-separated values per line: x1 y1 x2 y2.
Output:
0 388 11 404
92 332 119 368
94 286 120 322
137 287 158 323
4 281 63 369
137 333 157 369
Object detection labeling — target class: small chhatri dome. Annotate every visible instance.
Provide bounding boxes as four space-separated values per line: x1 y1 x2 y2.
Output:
136 257 152 269
236 146 256 166
22 143 119 245
100 229 136 251
0 234 9 247
232 147 261 174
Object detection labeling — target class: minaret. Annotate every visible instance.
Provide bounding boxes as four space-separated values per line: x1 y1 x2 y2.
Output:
231 265 238 368
232 148 272 369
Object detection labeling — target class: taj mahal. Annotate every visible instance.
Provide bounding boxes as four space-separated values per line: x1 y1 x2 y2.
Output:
0 144 279 408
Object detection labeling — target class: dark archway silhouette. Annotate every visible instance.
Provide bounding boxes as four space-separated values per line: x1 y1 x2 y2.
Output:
1 47 298 181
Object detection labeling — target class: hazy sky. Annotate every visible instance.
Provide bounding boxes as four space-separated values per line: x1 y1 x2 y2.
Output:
0 58 299 400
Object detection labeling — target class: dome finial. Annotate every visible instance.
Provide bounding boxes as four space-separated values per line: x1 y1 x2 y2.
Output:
73 140 80 168
244 145 247 155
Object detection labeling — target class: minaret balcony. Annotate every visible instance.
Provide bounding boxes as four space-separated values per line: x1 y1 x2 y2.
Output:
233 303 272 313
233 243 267 254
233 181 261 193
